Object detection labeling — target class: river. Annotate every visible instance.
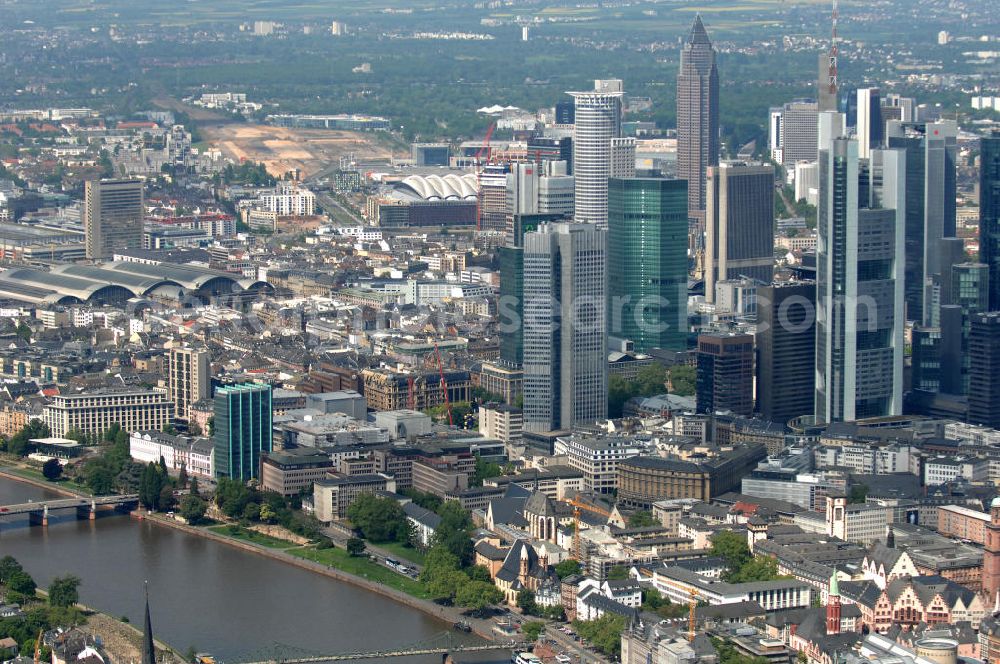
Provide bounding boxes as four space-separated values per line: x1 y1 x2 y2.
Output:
0 476 480 663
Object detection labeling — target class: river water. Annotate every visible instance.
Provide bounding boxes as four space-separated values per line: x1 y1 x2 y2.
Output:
0 476 480 663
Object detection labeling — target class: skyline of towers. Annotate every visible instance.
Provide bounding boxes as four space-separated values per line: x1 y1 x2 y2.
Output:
522 222 608 433
704 161 775 302
815 136 905 423
676 15 719 233
84 178 144 260
569 79 624 229
607 177 688 353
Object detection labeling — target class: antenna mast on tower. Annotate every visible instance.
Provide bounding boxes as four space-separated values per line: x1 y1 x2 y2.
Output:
828 0 839 98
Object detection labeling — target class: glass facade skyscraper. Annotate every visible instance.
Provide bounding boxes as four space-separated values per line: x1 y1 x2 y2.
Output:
522 222 607 433
214 383 273 481
676 15 719 229
981 134 1000 311
815 137 905 422
607 177 688 352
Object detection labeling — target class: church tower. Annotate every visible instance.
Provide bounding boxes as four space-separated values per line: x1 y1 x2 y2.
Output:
826 572 841 635
983 498 1000 602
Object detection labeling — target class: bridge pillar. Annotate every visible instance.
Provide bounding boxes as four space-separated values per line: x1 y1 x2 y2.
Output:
28 505 48 527
76 501 96 521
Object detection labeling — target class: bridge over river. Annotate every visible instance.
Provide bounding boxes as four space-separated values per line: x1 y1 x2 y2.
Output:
0 494 139 528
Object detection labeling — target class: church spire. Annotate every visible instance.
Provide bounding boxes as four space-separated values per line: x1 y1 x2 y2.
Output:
142 582 156 664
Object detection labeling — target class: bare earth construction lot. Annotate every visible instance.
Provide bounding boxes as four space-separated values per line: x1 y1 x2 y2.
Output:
200 123 395 178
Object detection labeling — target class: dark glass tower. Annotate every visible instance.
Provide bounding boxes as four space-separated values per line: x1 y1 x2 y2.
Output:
756 282 816 425
968 312 1000 429
213 383 273 481
696 333 754 416
886 120 957 323
498 245 523 367
981 133 1000 311
676 15 719 230
607 178 688 352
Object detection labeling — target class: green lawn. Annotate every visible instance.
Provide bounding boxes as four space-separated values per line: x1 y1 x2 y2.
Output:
375 541 426 566
289 546 431 599
207 525 299 549
0 466 94 496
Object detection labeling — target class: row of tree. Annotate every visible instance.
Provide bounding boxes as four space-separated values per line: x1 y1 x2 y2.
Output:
213 478 321 540
0 557 82 656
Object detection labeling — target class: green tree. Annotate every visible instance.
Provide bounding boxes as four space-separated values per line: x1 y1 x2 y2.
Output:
0 556 23 583
573 614 627 657
6 420 50 457
84 464 114 495
726 556 781 583
555 559 581 579
628 511 656 528
346 537 367 557
849 484 869 504
41 458 63 481
242 502 261 522
177 464 189 489
346 494 409 543
48 576 81 608
6 569 37 598
455 580 503 612
189 476 200 497
710 531 751 575
259 503 276 523
606 565 630 580
15 322 31 343
668 365 696 396
178 495 207 524
469 455 502 487
432 501 474 564
522 621 544 643
516 589 537 615
159 485 176 512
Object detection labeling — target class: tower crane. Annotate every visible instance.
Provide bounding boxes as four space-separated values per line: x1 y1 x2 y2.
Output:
688 588 698 642
474 122 496 231
568 496 614 562
433 341 453 426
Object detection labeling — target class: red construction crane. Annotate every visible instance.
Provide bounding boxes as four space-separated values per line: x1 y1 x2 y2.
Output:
475 122 496 231
433 341 453 426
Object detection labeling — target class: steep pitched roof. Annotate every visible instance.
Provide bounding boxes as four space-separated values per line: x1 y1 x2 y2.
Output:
688 15 711 45
523 490 557 518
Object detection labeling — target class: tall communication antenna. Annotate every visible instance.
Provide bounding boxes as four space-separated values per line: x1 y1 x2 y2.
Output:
828 0 839 98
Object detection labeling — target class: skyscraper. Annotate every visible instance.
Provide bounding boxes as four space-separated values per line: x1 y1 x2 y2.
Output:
817 1 839 114
886 120 957 323
169 346 211 421
756 281 816 425
214 383 273 481
676 15 719 229
856 88 882 159
607 178 688 352
696 332 754 416
981 133 1000 311
815 138 905 423
772 100 819 168
523 222 607 432
478 163 510 232
968 312 1000 430
84 178 144 260
705 161 775 301
569 79 623 228
498 245 523 368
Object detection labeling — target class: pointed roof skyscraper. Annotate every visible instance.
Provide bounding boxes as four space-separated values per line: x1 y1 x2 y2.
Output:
142 582 156 664
677 13 719 244
688 14 710 45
